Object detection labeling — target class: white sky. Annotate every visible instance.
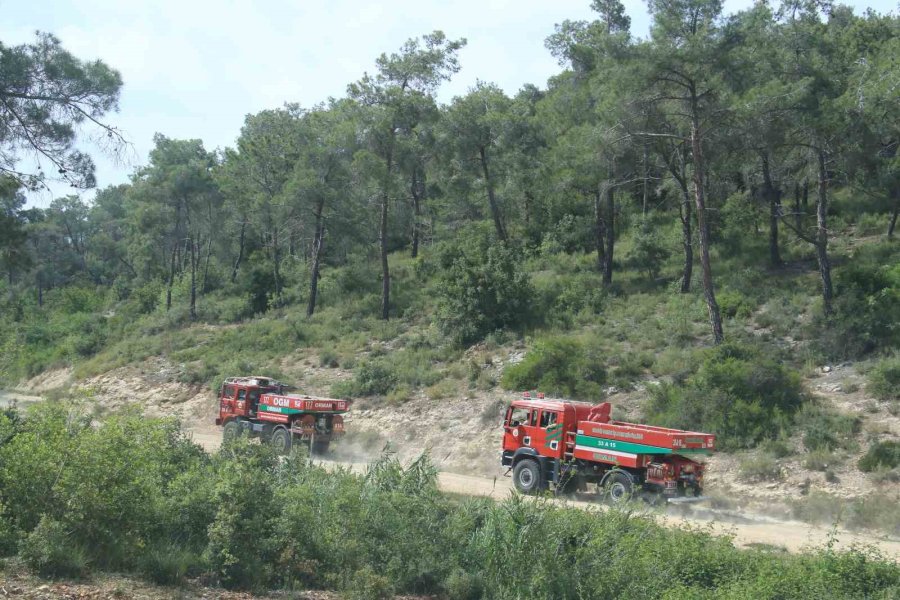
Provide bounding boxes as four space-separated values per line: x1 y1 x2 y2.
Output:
2 0 896 206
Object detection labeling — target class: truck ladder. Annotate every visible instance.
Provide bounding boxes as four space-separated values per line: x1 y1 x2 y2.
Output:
564 430 576 459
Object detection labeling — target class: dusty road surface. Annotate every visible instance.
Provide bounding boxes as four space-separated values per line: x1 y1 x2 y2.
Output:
189 423 900 558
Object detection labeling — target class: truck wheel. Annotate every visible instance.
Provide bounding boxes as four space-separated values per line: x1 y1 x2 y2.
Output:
605 471 634 505
222 420 240 442
271 427 292 455
513 459 544 495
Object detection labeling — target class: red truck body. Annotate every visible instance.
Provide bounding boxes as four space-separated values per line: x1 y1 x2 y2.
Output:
216 376 349 455
501 393 714 502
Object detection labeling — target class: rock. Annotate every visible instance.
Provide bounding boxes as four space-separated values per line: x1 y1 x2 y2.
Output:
822 365 832 373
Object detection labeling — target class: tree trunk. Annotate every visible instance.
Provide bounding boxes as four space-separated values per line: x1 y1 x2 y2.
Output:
642 144 650 216
602 182 614 286
231 219 246 283
594 187 605 272
380 145 394 321
479 146 507 242
410 168 423 259
271 229 282 308
679 184 693 293
166 242 178 312
307 198 325 318
201 238 212 294
761 152 783 267
189 238 197 321
815 150 834 315
793 181 803 234
888 185 899 239
689 91 724 344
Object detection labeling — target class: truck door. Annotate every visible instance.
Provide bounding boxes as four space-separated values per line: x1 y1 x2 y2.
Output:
538 410 563 458
503 405 532 451
220 384 237 418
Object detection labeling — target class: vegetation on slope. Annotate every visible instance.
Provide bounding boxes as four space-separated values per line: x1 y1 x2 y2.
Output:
1 404 898 599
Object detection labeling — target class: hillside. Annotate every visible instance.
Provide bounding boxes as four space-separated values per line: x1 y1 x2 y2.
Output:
2 3 900 597
6 211 900 539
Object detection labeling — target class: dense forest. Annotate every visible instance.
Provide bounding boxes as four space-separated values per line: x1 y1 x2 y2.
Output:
1 0 899 424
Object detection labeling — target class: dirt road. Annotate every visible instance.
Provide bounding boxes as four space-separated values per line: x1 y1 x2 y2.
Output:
187 424 900 558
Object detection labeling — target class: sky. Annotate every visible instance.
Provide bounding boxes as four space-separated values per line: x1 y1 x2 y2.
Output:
2 0 896 207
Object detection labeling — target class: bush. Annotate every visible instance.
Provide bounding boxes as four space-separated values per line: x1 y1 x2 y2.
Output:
626 217 670 280
435 235 534 345
443 568 484 600
345 566 394 600
0 502 19 558
818 251 900 358
501 337 606 400
795 404 860 452
332 359 398 397
645 343 804 450
738 454 783 482
867 356 900 401
137 542 200 585
21 516 90 579
859 441 900 473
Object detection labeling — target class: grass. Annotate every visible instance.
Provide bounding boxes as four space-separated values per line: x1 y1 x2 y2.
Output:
1 404 899 598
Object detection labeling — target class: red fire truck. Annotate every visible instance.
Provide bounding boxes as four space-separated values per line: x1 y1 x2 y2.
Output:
501 393 714 503
215 376 349 455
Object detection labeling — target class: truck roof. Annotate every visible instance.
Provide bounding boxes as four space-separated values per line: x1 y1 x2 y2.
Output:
511 398 595 411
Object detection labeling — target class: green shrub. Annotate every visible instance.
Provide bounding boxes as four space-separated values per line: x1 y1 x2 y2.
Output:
0 502 18 558
645 343 804 449
443 568 484 600
760 438 793 458
717 289 754 319
795 404 860 452
435 235 534 345
818 252 900 358
738 454 783 482
626 217 670 280
21 516 90 579
345 566 394 600
137 542 200 585
859 441 900 473
332 359 398 397
867 356 900 401
204 441 278 589
501 336 606 400
319 349 340 368
803 449 838 471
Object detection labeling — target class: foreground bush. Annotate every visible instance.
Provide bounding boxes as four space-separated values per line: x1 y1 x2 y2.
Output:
646 343 805 450
0 402 898 598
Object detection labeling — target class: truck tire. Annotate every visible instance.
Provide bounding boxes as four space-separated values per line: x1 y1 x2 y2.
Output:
222 420 241 442
271 427 292 455
604 471 634 505
513 459 544 494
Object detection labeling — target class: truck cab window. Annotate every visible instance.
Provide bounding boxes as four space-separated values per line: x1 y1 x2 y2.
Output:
509 407 529 426
238 389 246 401
529 410 539 427
540 411 558 428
